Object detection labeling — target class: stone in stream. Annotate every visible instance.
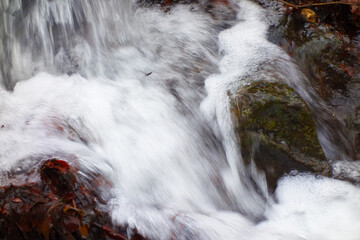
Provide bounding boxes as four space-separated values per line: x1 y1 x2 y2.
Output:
230 81 331 191
265 1 360 158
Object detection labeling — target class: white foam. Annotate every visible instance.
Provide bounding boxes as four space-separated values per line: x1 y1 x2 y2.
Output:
256 175 360 240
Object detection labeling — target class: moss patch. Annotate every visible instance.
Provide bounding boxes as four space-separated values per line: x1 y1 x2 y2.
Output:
231 81 330 190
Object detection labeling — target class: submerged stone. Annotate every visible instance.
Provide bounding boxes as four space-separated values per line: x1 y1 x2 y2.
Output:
231 81 331 190
267 3 360 158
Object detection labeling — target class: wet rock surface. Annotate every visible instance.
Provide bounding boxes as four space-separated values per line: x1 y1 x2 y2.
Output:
0 159 146 240
231 81 331 190
266 0 360 158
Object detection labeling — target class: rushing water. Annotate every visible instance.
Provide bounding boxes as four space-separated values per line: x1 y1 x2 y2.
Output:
1 0 360 239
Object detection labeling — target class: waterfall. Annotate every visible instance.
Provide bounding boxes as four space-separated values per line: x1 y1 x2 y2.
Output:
0 0 360 239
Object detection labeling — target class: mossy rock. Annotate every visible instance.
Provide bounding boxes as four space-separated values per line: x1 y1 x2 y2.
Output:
231 81 331 190
266 3 360 159
268 6 360 108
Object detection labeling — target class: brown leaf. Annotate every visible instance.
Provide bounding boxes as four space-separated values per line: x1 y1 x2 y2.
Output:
42 159 70 174
301 8 317 23
0 207 9 216
38 215 52 240
63 204 84 218
23 204 31 213
79 224 89 238
340 64 354 77
211 0 229 5
163 0 171 6
63 216 81 232
11 198 22 203
102 225 127 240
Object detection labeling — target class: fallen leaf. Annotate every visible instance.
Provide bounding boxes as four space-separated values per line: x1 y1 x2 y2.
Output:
340 64 354 77
42 159 70 174
79 224 89 238
63 204 84 218
63 216 81 232
38 215 52 240
103 225 127 240
301 8 317 23
11 198 22 203
211 0 229 5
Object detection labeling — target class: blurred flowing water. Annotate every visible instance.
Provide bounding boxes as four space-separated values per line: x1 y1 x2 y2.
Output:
0 0 360 239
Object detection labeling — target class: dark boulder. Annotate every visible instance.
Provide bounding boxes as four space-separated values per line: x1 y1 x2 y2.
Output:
0 159 146 240
266 1 360 158
230 81 331 190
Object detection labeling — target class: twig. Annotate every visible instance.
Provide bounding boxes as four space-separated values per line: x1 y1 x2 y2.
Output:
276 0 359 9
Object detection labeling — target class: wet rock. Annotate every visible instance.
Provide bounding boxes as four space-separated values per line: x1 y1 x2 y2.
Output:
347 105 360 155
231 81 331 190
0 159 146 240
281 19 358 102
267 2 360 158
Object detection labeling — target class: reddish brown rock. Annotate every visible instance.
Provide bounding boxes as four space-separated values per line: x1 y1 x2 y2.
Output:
0 159 146 240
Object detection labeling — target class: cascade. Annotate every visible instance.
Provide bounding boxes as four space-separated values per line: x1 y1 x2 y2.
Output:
0 0 359 239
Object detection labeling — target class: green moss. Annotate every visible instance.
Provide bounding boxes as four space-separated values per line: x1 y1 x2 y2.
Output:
233 81 325 161
231 81 330 191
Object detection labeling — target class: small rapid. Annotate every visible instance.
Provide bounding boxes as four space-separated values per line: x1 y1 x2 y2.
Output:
0 0 360 239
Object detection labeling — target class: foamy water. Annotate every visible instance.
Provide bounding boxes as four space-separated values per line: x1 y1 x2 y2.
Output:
0 0 359 239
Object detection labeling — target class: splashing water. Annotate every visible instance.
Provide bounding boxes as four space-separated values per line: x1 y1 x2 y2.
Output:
1 0 360 239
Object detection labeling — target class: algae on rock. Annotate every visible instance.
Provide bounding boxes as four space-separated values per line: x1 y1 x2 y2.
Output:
267 5 360 159
231 81 331 190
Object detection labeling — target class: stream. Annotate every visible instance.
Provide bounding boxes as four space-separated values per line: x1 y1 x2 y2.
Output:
1 0 360 239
